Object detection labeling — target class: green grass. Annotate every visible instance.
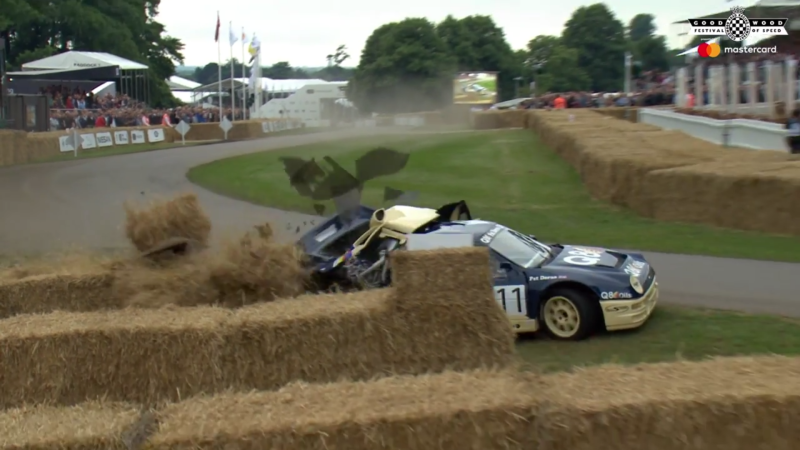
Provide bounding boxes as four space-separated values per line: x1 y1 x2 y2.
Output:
474 78 497 92
188 129 800 262
518 305 800 372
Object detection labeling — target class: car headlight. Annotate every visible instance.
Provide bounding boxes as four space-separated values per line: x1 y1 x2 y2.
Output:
630 275 644 294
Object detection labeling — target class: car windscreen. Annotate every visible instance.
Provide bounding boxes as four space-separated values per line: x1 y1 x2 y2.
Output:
489 229 548 268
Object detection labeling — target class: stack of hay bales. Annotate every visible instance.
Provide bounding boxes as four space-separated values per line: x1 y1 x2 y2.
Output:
526 109 800 235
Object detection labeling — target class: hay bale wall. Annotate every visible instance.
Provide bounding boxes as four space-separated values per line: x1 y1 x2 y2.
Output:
526 109 800 235
0 273 117 319
0 247 515 408
0 125 175 167
182 119 302 141
0 119 301 167
6 356 800 450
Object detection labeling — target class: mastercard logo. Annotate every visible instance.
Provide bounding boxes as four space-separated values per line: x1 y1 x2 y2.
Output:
698 42 721 58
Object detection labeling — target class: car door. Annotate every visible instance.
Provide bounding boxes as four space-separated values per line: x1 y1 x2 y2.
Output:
489 251 530 319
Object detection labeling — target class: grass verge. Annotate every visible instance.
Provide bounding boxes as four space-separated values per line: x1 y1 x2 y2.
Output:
187 129 800 262
520 305 800 372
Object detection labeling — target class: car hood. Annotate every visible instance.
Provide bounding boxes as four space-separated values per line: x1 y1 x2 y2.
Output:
545 244 646 275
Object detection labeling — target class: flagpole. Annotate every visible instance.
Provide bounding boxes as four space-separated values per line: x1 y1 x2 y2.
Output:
242 27 247 120
256 51 262 119
216 11 222 121
229 21 236 121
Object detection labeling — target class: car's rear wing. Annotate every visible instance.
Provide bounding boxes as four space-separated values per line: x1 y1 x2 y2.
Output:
435 200 472 222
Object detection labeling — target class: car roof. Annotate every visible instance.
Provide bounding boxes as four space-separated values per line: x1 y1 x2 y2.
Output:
426 220 500 246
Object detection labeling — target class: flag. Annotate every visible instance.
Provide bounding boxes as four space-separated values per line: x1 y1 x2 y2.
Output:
214 12 220 42
248 34 261 63
229 22 238 46
242 30 248 44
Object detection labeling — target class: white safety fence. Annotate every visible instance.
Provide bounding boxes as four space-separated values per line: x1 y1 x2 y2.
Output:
639 108 789 152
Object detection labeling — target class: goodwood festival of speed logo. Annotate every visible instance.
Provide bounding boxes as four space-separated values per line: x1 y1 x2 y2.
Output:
687 6 788 42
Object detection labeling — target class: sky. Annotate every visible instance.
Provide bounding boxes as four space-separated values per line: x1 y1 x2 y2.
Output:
157 0 747 68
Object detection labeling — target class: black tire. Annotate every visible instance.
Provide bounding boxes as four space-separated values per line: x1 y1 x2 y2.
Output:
539 287 600 341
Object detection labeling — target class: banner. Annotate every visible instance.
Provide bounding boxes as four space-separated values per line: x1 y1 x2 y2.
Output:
262 121 270 133
80 133 97 149
58 135 75 153
131 130 146 144
95 132 113 147
147 128 165 143
453 72 498 105
114 131 129 145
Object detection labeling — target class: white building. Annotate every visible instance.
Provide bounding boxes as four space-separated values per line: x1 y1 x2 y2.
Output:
168 76 205 104
253 80 350 127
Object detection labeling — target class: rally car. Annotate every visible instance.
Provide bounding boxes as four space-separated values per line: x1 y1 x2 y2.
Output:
298 201 658 340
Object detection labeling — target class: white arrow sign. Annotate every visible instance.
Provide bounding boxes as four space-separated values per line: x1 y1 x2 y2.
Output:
220 117 233 140
175 120 191 146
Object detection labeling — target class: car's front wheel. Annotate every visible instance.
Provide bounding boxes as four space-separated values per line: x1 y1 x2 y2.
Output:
540 288 599 340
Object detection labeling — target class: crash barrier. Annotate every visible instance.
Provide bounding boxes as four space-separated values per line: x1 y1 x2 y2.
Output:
0 247 515 408
640 108 790 152
0 126 173 166
4 356 799 450
0 119 304 167
471 109 527 129
526 109 800 235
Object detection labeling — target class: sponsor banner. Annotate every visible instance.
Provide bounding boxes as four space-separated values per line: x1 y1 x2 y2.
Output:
131 130 146 144
58 135 75 153
95 132 113 147
453 71 498 105
114 131 129 145
147 128 165 143
80 133 97 149
262 121 270 133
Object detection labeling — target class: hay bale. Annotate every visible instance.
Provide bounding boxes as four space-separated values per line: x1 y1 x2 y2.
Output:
206 230 307 306
123 193 212 253
538 355 800 450
111 228 307 309
148 369 538 450
0 402 140 450
0 307 231 408
0 247 515 407
0 273 118 319
527 108 800 235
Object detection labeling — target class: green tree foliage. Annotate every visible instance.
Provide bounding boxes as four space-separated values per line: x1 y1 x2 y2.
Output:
188 59 354 85
628 14 656 43
1 0 185 107
348 18 454 114
535 45 590 94
561 3 627 92
437 15 521 101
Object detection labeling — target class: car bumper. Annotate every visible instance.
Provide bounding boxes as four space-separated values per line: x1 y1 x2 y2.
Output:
602 278 659 331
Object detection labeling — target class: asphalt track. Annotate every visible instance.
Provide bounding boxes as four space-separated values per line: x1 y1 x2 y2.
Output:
1 128 799 316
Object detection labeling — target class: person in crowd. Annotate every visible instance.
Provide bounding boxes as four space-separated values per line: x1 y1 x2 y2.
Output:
785 108 800 154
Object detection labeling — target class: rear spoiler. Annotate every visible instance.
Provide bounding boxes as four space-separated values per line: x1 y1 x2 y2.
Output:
435 200 472 221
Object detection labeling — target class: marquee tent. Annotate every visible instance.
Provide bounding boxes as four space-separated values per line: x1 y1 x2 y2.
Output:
21 51 150 103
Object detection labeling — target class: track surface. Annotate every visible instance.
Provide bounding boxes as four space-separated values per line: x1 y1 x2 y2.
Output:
1 129 799 316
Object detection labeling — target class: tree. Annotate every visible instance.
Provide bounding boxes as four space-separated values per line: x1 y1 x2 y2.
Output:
535 45 590 93
326 45 350 67
628 14 656 42
0 0 184 107
526 35 560 70
348 18 454 114
436 15 519 101
634 35 670 72
561 3 626 92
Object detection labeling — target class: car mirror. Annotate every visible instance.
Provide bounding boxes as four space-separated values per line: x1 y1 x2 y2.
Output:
499 262 513 272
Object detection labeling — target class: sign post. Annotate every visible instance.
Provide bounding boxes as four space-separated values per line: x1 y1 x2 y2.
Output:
175 120 191 145
220 116 233 140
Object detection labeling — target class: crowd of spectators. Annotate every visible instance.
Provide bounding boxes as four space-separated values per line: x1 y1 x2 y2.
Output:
43 84 248 131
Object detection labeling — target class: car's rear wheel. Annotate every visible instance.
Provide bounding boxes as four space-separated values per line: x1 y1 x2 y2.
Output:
540 288 599 341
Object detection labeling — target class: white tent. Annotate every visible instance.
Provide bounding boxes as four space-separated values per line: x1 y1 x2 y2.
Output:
21 51 147 71
22 51 150 103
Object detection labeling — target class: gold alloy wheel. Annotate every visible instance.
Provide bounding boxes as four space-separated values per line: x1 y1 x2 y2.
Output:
543 296 581 338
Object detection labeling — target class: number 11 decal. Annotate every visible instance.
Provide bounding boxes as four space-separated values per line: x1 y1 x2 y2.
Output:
493 285 527 316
